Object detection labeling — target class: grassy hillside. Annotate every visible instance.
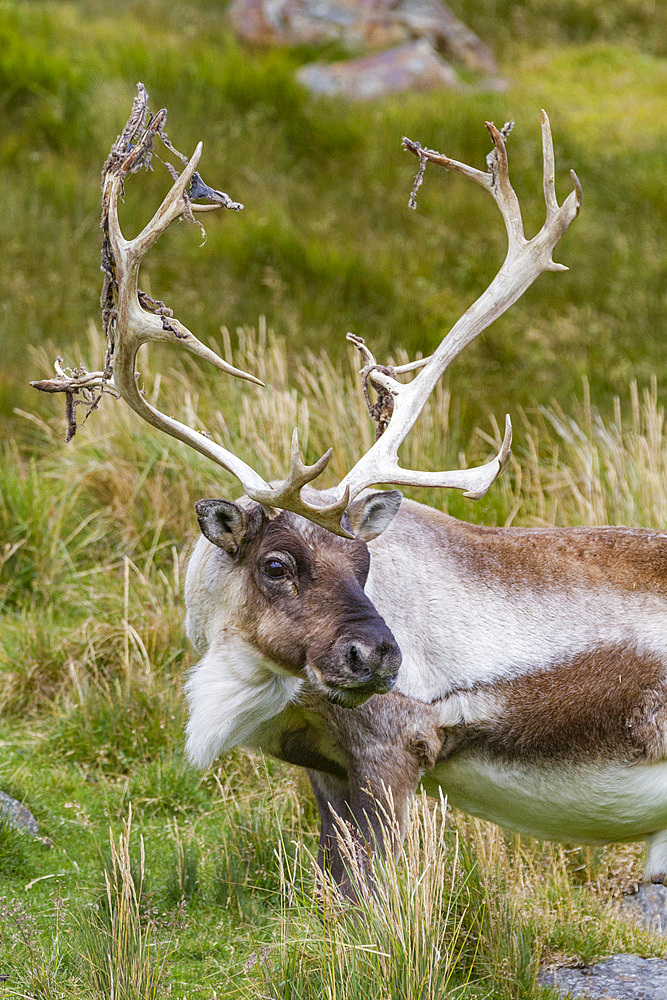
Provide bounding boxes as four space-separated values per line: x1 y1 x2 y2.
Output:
1 0 665 434
1 1 666 996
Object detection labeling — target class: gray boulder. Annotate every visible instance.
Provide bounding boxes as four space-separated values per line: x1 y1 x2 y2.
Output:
296 39 459 100
0 790 39 837
539 954 667 998
229 0 497 72
621 884 667 936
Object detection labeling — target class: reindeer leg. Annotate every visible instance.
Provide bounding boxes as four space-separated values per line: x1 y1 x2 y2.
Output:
645 830 667 884
308 765 418 900
316 751 421 900
307 769 351 889
307 698 441 898
347 762 417 867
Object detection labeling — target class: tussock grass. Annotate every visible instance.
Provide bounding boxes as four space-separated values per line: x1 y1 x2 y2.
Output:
494 377 666 530
165 820 199 904
243 791 664 1000
50 677 185 772
0 810 30 876
451 817 662 995
0 895 68 999
76 807 172 1000
446 0 664 56
210 757 315 923
126 751 208 816
248 792 481 1000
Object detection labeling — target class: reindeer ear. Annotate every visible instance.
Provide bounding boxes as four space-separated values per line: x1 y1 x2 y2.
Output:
343 490 403 542
195 499 251 556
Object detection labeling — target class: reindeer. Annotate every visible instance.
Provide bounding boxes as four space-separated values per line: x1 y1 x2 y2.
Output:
34 86 666 894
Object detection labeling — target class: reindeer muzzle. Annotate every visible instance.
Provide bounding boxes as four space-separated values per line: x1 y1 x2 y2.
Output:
308 625 402 707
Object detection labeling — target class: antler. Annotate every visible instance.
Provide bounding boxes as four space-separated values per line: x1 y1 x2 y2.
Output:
32 91 581 539
31 84 352 534
339 111 581 501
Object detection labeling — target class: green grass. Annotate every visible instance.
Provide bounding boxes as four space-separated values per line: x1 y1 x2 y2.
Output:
0 810 31 876
0 0 665 436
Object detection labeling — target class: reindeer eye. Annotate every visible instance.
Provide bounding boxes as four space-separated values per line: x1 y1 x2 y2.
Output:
263 558 287 579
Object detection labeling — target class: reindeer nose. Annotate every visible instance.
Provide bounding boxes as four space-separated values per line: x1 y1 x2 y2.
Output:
346 638 401 692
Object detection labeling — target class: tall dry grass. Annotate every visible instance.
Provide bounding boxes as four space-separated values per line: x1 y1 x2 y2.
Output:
76 807 172 1000
514 378 665 529
243 789 664 1000
248 791 481 999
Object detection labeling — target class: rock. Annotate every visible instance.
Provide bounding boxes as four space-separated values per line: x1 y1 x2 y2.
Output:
538 955 667 999
621 884 667 936
0 791 38 837
229 0 497 73
296 39 459 100
395 0 497 72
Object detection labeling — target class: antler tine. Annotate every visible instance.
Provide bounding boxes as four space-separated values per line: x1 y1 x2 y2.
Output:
340 113 581 502
346 333 377 369
541 110 582 231
539 110 582 269
484 120 525 248
246 429 353 537
103 110 258 385
401 136 490 189
541 111 559 221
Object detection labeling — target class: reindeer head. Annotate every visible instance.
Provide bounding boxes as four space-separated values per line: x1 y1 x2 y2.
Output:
189 490 403 706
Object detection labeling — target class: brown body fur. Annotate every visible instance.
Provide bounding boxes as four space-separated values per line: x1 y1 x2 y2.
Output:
400 501 667 596
447 645 667 765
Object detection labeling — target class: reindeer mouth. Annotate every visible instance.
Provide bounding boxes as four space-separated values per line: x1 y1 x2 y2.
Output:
305 663 395 708
325 686 375 708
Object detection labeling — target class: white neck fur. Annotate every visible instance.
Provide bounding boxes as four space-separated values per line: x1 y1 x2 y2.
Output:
184 633 302 768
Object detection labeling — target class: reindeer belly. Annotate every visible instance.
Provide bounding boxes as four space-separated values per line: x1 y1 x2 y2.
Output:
423 755 667 843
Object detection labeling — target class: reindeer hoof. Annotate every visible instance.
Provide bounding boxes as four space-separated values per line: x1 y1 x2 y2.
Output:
650 873 666 885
